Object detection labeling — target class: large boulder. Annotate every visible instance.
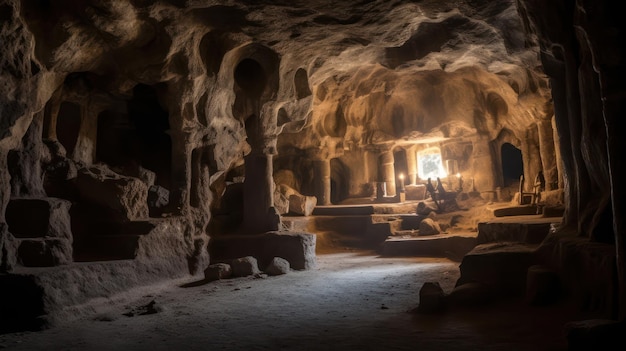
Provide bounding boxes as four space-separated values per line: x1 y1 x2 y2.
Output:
75 165 148 221
288 194 317 216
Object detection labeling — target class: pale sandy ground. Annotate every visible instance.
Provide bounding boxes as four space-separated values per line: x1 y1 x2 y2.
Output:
0 250 572 351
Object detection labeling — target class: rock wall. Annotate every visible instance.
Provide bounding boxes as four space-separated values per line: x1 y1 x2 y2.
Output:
516 0 626 320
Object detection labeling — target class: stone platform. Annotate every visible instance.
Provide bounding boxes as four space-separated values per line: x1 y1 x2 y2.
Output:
0 257 190 333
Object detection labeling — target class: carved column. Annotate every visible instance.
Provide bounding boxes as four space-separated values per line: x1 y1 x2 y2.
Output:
243 152 279 233
73 102 101 165
313 159 331 206
405 145 418 185
470 136 496 193
537 119 558 191
378 151 396 197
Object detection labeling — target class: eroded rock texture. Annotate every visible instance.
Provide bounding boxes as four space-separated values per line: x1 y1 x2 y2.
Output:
0 0 624 326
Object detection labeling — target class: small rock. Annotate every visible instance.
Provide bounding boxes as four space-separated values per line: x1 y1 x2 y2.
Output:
419 218 441 236
204 263 232 282
265 257 290 276
231 256 261 277
417 282 445 313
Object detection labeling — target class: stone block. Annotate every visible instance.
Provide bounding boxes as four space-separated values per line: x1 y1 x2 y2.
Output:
209 231 316 270
5 198 72 239
456 242 536 296
17 238 72 267
75 166 148 221
288 194 317 216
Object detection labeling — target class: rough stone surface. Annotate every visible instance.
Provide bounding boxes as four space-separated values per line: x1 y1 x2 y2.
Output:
265 257 290 276
75 166 149 222
147 185 170 212
230 256 261 277
288 194 317 216
204 263 232 282
419 218 441 236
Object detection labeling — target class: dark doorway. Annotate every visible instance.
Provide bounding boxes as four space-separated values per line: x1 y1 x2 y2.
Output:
57 102 82 157
330 158 350 205
501 143 523 187
126 84 172 189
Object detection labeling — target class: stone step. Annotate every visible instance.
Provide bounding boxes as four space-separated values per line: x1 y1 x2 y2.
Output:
381 234 477 260
456 242 539 296
492 205 539 217
312 205 374 216
476 215 560 245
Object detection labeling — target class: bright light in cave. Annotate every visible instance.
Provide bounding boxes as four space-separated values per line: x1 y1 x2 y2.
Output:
417 147 447 179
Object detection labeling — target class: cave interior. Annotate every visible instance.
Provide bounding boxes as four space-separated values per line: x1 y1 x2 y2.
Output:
1 0 625 348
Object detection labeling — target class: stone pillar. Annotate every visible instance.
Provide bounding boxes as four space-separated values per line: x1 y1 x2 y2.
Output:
243 153 279 233
471 136 496 193
378 151 396 197
73 103 100 165
521 125 543 193
169 130 191 214
313 159 331 205
537 119 558 191
406 145 418 185
551 116 564 190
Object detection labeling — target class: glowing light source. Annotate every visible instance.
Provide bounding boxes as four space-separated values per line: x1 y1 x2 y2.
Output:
417 147 447 179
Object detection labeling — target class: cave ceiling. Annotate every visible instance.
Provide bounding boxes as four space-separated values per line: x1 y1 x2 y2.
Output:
15 0 552 166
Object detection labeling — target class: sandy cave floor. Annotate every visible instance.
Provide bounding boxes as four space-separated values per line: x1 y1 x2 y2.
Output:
0 250 574 351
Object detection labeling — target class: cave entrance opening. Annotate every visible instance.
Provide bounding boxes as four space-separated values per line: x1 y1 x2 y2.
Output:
417 146 447 180
501 142 523 188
